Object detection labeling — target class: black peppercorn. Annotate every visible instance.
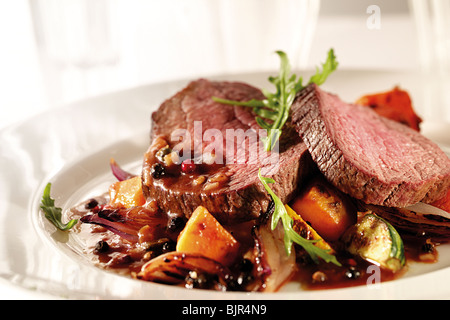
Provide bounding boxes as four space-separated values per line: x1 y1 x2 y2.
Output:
85 198 98 210
95 240 110 253
422 239 435 254
238 258 253 273
151 163 166 179
168 216 186 232
162 240 176 253
345 267 361 279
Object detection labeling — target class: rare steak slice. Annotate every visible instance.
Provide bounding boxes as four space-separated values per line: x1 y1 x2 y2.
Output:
142 79 314 224
291 83 450 208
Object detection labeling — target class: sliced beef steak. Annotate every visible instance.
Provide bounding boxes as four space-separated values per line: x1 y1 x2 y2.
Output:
142 79 314 224
291 83 450 208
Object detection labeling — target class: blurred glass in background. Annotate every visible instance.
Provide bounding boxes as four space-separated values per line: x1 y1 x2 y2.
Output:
30 0 120 106
2 0 450 128
410 0 450 122
29 0 320 107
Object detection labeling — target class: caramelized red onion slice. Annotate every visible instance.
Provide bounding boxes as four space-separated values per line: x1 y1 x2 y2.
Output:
137 252 230 289
252 221 296 292
110 158 136 181
367 202 450 241
80 206 168 243
406 202 450 220
81 212 139 242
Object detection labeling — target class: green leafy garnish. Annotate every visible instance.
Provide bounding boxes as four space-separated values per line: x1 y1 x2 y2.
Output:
40 183 78 231
308 48 339 86
258 170 341 266
213 49 338 151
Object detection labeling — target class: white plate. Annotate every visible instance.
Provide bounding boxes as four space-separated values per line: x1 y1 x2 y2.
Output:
1 70 450 299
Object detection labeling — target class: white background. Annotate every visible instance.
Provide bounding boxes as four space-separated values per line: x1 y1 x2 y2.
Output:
0 0 422 130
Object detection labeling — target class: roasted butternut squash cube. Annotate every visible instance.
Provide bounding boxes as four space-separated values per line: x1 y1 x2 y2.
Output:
285 205 334 253
109 176 146 208
176 206 240 266
291 176 356 241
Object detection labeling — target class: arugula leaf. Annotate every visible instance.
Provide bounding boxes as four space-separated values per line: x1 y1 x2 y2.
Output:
40 183 78 231
258 170 341 266
212 49 338 151
308 48 339 86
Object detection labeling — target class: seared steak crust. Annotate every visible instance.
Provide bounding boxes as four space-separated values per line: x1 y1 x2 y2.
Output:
142 79 314 223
